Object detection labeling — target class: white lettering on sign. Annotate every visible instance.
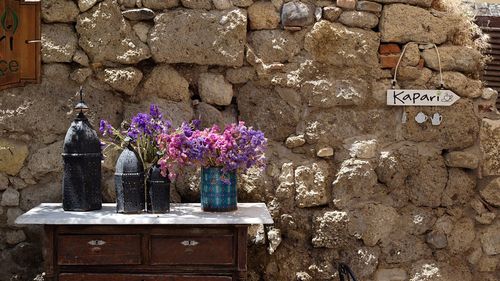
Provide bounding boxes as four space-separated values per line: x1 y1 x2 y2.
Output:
387 89 460 106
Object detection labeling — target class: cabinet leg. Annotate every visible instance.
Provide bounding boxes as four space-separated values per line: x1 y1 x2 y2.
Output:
238 272 247 281
43 226 55 281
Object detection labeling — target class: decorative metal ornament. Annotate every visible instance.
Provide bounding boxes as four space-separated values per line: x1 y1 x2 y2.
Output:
115 146 145 213
62 87 102 211
415 112 428 124
431 113 443 126
146 165 170 214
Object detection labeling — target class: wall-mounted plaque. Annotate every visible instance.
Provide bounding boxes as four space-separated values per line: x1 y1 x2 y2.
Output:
0 0 40 91
387 89 460 107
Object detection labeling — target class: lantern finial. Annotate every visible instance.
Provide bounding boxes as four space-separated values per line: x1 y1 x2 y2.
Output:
74 86 89 114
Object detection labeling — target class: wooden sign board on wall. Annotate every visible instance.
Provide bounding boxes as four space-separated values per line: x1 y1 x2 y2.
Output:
387 89 460 107
0 0 40 91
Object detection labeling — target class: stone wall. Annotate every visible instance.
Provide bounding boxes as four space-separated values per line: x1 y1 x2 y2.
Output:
0 0 499 280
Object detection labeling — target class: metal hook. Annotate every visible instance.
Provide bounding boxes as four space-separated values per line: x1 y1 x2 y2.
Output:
25 39 42 44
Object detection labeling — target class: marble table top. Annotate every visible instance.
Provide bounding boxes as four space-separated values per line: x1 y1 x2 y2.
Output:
15 203 274 225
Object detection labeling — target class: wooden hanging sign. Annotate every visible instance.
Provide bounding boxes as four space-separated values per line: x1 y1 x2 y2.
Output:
387 89 460 107
0 0 41 91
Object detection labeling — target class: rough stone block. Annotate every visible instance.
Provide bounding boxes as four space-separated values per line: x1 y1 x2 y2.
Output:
403 99 479 150
481 222 500 255
481 119 500 176
448 217 476 254
7 208 24 227
101 67 143 96
312 211 350 248
181 0 212 9
6 230 26 245
332 159 378 209
1 188 20 207
480 178 500 207
70 68 93 84
78 0 99 12
316 147 334 158
0 173 8 191
0 139 28 176
336 0 356 10
225 67 255 84
294 161 330 208
238 83 301 141
73 50 90 67
380 4 457 44
347 203 399 246
444 150 479 169
195 102 226 129
322 6 342 21
141 65 190 102
124 97 193 129
198 73 233 106
248 30 302 63
401 42 420 66
42 24 78 63
374 268 407 281
338 11 379 29
409 260 472 281
442 168 476 207
149 9 247 66
356 1 382 12
422 46 482 74
76 0 151 64
27 141 63 178
248 2 280 30
285 135 306 148
343 137 378 159
281 1 315 27
301 78 367 107
376 143 447 207
213 0 233 9
42 0 79 22
142 0 179 9
305 21 379 66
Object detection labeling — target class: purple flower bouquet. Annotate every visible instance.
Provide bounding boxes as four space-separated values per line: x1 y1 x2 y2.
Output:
100 104 171 172
157 121 267 212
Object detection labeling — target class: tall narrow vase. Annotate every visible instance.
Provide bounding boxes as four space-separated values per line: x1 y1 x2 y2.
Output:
200 167 237 212
146 165 170 214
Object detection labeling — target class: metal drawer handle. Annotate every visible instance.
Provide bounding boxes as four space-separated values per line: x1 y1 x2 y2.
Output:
181 240 199 247
88 240 106 246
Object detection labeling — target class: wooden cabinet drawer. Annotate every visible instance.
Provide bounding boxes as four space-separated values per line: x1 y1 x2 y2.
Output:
57 235 141 265
150 235 234 265
59 274 232 281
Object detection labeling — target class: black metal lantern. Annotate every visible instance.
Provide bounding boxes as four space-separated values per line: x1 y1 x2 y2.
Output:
146 165 170 214
115 146 145 213
62 87 102 211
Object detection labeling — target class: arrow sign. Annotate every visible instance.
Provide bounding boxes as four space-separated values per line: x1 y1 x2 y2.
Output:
387 89 460 106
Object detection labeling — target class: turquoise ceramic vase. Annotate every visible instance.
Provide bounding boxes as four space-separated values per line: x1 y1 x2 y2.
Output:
200 167 237 212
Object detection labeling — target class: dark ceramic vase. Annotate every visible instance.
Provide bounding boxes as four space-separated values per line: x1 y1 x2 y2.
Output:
200 167 237 212
146 165 170 214
114 147 145 213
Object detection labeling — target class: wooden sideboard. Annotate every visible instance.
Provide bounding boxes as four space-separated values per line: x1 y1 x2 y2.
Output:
16 203 273 281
